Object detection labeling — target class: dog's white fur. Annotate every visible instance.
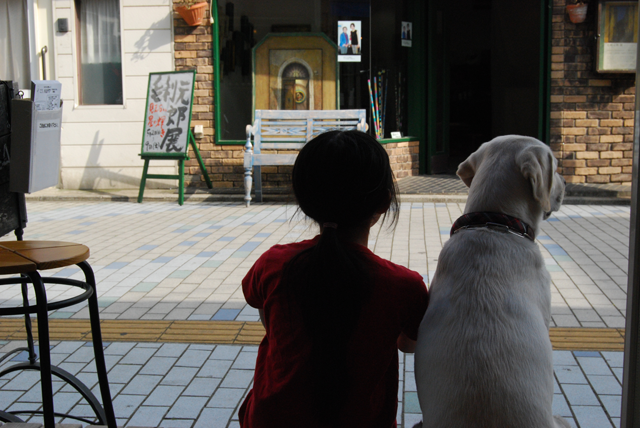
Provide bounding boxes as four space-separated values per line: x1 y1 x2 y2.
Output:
414 135 569 428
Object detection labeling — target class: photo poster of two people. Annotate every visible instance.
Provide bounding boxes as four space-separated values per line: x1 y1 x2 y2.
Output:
338 20 362 62
402 21 412 47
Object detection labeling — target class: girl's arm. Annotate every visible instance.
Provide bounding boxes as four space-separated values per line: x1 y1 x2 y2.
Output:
259 309 266 328
397 332 417 353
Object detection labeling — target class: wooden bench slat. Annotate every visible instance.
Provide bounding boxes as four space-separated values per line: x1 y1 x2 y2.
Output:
261 143 306 150
261 121 309 126
260 137 307 144
262 121 361 127
257 109 366 119
249 153 298 166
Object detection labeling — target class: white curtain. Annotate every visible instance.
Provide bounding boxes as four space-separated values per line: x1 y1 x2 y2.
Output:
0 0 30 89
80 0 121 65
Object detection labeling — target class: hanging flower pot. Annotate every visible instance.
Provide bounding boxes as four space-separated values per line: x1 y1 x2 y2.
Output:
566 3 588 24
176 2 207 26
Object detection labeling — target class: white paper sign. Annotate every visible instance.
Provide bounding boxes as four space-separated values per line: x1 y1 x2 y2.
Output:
603 43 637 70
31 80 62 111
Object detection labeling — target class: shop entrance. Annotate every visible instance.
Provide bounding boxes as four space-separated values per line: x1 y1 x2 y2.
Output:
428 0 548 173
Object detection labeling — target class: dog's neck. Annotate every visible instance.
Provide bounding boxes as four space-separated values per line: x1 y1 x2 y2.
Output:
464 177 544 238
451 212 535 241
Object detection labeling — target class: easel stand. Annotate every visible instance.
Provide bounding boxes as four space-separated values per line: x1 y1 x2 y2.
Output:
138 131 212 205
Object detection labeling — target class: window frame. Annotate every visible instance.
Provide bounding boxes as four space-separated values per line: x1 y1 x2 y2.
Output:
212 0 243 145
211 1 339 145
73 0 126 106
595 0 639 73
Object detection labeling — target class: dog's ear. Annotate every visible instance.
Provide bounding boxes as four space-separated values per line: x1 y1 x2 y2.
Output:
457 151 481 188
516 145 555 212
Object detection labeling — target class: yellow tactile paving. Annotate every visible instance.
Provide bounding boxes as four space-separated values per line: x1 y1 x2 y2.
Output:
549 327 625 351
0 319 265 345
0 319 626 350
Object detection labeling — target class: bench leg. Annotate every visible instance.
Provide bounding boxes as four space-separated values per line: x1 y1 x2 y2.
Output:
244 165 252 207
254 166 263 203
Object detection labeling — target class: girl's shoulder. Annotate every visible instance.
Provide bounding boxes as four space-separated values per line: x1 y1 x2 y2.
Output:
355 246 425 286
254 237 318 268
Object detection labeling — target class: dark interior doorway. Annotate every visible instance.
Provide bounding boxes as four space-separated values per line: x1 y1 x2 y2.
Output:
430 0 544 174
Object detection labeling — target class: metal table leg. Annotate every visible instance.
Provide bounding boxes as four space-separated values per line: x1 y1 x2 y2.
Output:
78 261 117 428
27 270 55 428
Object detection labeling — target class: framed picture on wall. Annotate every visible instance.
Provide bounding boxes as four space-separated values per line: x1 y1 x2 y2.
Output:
338 21 362 62
596 0 639 72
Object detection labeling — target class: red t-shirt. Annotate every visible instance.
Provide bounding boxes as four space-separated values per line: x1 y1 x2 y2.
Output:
240 237 429 428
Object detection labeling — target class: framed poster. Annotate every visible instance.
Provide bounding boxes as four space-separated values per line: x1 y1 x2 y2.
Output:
401 21 412 47
597 0 638 72
141 70 196 156
338 21 362 62
253 34 338 111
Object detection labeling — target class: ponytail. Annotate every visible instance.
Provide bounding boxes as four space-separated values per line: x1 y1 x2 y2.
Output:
280 224 370 422
282 130 398 421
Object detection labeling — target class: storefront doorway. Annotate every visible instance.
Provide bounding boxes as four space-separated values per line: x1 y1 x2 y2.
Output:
427 0 549 174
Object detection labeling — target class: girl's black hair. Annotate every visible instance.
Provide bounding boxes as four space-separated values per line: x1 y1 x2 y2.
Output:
280 130 398 422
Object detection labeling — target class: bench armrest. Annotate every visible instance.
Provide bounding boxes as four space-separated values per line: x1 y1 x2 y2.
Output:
245 124 254 153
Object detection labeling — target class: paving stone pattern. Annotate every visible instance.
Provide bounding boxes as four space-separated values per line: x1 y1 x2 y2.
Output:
0 341 622 428
0 201 632 427
0 201 629 329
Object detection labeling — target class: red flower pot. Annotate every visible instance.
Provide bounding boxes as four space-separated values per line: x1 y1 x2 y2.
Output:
567 3 588 24
176 2 207 26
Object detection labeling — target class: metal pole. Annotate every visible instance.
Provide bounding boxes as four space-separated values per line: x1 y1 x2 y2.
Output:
40 46 47 80
621 6 640 427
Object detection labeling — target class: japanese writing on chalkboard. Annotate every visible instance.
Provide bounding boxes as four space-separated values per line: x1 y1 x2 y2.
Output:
141 71 195 155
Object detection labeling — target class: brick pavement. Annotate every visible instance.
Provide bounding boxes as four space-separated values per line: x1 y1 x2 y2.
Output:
0 200 631 427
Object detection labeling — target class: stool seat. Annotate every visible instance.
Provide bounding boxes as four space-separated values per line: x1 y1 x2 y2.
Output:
0 248 36 274
0 241 115 427
0 241 89 273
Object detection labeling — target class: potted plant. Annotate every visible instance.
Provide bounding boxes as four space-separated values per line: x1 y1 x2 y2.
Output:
176 0 208 26
566 0 588 24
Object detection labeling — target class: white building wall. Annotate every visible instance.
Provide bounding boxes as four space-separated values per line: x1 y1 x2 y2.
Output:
52 0 177 189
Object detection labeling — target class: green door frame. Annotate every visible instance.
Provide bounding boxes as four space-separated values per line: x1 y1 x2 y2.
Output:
425 1 450 175
211 0 244 146
538 0 553 144
407 0 428 174
423 0 553 174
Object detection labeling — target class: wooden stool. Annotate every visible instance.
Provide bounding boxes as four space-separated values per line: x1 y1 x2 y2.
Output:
0 241 116 427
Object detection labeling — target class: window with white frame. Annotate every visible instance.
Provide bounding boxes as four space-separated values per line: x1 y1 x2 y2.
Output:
75 0 123 105
0 0 31 89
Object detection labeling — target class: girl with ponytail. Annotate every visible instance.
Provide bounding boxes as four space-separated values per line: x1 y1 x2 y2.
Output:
240 130 429 427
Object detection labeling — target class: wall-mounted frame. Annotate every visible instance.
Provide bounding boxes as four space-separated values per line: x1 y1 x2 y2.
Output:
211 1 339 145
596 0 639 73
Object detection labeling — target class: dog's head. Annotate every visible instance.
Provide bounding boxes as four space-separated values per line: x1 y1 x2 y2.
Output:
457 135 565 227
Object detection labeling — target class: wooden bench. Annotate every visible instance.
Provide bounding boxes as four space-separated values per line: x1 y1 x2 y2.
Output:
243 109 367 206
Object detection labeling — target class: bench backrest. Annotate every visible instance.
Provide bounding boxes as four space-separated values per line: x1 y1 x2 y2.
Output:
247 109 366 153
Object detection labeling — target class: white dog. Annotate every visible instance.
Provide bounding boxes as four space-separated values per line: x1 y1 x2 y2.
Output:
414 135 569 428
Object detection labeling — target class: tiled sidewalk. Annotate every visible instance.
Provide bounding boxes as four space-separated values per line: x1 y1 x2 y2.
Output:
0 201 630 329
0 200 632 427
0 341 623 428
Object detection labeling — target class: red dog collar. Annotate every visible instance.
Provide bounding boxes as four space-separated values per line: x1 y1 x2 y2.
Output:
450 212 535 242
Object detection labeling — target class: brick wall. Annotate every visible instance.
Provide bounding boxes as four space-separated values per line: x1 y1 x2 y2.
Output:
550 0 635 184
173 2 245 189
384 140 420 179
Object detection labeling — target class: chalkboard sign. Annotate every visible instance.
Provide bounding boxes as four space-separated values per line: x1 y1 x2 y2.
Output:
137 70 211 205
141 70 196 156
